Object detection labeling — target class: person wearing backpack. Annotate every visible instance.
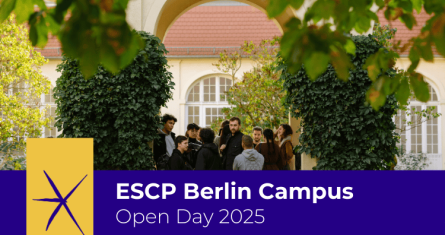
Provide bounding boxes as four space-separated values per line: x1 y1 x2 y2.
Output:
255 129 280 170
168 136 193 170
195 128 221 170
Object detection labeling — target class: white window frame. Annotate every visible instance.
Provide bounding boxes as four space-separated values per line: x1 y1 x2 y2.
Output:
185 76 232 131
393 84 442 170
41 85 58 138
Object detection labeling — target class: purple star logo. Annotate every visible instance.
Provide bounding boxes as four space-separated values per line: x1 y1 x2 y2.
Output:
33 170 88 235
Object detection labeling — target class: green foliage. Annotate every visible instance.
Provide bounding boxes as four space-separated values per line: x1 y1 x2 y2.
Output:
0 14 51 170
1 0 441 103
395 146 430 170
281 35 399 170
212 38 288 134
0 0 144 78
0 143 27 170
53 31 174 170
267 0 444 110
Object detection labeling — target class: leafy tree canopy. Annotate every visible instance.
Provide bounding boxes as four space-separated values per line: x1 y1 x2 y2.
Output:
211 38 288 134
268 0 444 110
0 14 51 170
0 0 442 109
0 0 144 79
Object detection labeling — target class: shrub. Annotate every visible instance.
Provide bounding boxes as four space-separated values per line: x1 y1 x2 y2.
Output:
54 31 174 170
281 35 399 170
0 14 51 170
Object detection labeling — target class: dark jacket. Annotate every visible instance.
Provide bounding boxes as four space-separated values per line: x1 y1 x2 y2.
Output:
195 143 221 170
222 131 244 170
255 142 280 170
186 138 201 168
153 130 176 164
169 149 192 170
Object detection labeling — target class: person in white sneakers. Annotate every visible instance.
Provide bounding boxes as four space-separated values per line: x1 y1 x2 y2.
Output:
233 135 264 170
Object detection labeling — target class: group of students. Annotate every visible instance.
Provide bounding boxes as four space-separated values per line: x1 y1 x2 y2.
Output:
153 114 297 170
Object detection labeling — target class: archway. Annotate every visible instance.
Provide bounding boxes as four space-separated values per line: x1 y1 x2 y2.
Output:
143 0 296 42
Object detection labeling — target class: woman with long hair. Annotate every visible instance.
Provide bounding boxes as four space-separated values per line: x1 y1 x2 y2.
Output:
219 124 231 154
255 129 280 170
276 124 294 170
214 120 230 154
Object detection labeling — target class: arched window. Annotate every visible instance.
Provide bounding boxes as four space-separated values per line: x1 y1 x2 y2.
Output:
43 85 57 137
186 76 232 129
394 84 442 169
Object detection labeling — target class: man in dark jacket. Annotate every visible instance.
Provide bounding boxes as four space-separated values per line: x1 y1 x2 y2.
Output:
195 128 221 170
153 114 177 167
220 117 244 170
185 123 202 168
169 136 193 170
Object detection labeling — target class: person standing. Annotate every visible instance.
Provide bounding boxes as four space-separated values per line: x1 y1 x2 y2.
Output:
214 120 230 149
255 129 280 170
169 136 193 170
233 135 264 170
276 124 294 170
252 126 263 149
153 114 177 167
195 128 221 170
185 123 201 168
218 125 231 157
220 117 244 170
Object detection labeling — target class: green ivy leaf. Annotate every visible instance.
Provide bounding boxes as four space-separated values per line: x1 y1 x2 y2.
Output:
431 13 445 57
267 0 289 18
412 0 423 13
400 13 416 30
395 77 410 106
14 0 34 23
410 73 430 102
53 0 74 23
363 51 380 81
329 44 354 81
29 12 49 48
304 52 329 81
79 35 100 79
288 0 304 10
344 39 356 56
0 0 16 23
367 88 386 111
45 14 60 34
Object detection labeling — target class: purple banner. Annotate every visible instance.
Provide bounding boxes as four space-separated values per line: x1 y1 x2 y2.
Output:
2 171 445 234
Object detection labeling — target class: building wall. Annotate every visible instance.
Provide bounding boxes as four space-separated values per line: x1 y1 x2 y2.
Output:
396 58 445 169
162 57 255 135
41 59 62 87
39 57 256 136
39 56 445 169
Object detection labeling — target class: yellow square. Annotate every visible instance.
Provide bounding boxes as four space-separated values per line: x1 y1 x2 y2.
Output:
27 139 94 235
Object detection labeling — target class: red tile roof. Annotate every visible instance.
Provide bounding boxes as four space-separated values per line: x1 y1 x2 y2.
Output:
34 34 61 58
36 6 438 57
163 6 282 47
376 9 437 55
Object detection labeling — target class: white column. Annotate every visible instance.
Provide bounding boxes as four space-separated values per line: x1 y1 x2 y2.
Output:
126 0 143 30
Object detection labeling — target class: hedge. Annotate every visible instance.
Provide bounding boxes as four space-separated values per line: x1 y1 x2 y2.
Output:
281 35 398 170
54 31 174 170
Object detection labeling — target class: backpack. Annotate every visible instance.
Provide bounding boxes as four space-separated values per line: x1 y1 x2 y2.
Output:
157 153 170 170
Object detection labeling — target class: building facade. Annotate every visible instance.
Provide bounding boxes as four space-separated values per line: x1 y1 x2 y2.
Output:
36 0 444 169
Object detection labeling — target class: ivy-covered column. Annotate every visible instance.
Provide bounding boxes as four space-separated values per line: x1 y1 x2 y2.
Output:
54 31 175 170
281 35 399 170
